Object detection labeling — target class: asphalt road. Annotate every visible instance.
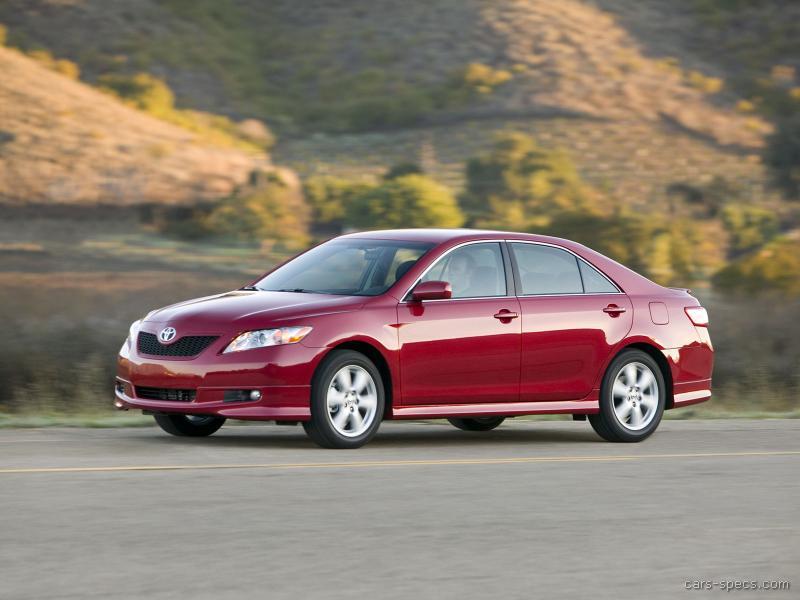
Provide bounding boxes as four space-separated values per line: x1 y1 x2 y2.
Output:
0 419 797 600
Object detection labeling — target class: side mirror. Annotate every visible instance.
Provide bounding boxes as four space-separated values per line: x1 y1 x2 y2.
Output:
411 280 452 302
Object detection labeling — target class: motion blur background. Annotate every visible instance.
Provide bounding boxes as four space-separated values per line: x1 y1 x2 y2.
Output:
0 0 798 424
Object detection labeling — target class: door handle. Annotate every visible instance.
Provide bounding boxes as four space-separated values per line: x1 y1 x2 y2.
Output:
494 310 519 320
602 305 626 315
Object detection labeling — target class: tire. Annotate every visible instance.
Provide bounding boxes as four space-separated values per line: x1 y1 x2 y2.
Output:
447 416 506 431
153 413 226 437
589 349 666 442
302 349 385 449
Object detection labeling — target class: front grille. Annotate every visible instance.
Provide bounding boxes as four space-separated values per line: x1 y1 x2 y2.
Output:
135 386 196 402
137 332 218 357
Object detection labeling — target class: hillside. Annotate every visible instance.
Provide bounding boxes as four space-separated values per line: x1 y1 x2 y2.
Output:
1 0 787 211
0 1 771 143
0 46 280 205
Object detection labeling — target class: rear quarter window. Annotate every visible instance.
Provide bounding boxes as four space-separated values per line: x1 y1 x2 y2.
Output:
578 259 619 293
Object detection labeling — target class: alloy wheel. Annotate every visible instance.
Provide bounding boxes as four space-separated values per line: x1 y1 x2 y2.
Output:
611 362 659 431
326 365 379 437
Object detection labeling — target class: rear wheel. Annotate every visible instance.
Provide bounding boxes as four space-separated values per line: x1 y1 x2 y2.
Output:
589 349 665 442
153 414 226 437
447 416 505 431
303 350 385 449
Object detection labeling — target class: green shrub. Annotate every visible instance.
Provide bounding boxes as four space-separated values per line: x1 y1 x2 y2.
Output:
687 70 724 94
345 175 463 230
304 176 372 229
666 176 744 218
27 49 81 79
441 62 514 107
98 72 175 116
0 24 7 46
461 133 592 228
202 172 310 250
461 62 513 93
713 238 800 295
152 171 310 249
721 204 780 252
383 163 423 180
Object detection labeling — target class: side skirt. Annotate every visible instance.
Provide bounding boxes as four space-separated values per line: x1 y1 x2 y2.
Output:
391 400 600 420
671 389 712 408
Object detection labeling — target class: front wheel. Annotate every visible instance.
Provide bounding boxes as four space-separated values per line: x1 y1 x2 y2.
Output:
447 416 506 431
589 349 665 442
303 350 385 448
153 414 226 437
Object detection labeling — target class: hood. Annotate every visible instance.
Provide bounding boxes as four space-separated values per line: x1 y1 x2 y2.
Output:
143 290 364 332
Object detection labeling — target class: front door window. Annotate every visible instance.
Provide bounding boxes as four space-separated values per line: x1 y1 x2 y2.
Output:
420 243 507 298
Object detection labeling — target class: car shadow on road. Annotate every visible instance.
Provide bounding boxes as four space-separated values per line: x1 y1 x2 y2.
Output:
137 423 603 450
369 427 602 447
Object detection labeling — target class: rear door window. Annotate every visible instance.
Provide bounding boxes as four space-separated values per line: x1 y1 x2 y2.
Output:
510 243 583 295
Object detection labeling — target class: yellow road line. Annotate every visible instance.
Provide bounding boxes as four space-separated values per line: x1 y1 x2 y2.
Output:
1 450 799 475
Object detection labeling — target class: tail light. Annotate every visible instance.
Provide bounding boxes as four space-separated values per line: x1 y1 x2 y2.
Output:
685 306 709 327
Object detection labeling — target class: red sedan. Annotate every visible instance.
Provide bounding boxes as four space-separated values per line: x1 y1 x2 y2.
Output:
116 229 713 448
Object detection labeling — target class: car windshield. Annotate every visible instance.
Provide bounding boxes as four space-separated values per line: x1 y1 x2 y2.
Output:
254 239 434 296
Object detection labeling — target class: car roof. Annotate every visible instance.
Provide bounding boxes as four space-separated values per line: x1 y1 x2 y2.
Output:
340 228 570 245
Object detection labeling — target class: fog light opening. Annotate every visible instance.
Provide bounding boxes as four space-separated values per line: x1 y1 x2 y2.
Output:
223 389 263 403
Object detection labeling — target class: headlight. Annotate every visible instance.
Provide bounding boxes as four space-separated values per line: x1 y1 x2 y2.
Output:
223 326 313 353
125 319 142 348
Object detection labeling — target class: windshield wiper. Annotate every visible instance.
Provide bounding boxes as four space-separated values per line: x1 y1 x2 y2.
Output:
277 288 315 293
240 285 261 291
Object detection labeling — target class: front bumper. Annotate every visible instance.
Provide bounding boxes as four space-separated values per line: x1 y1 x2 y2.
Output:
116 337 326 421
114 379 311 420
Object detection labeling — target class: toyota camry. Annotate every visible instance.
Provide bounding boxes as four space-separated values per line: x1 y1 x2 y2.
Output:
115 229 713 448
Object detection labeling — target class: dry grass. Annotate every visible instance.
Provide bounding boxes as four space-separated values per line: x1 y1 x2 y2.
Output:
0 268 249 416
0 47 272 205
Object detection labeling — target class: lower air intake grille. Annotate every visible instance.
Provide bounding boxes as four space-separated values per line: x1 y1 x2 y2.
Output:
137 332 218 357
135 387 196 402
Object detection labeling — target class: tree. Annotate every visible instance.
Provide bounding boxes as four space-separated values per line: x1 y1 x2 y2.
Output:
304 176 372 231
665 176 742 218
713 238 800 295
548 211 716 286
203 171 310 250
346 175 463 230
765 115 800 200
383 162 423 180
721 204 779 253
461 133 596 228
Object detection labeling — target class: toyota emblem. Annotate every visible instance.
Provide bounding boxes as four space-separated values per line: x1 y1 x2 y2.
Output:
159 327 177 343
